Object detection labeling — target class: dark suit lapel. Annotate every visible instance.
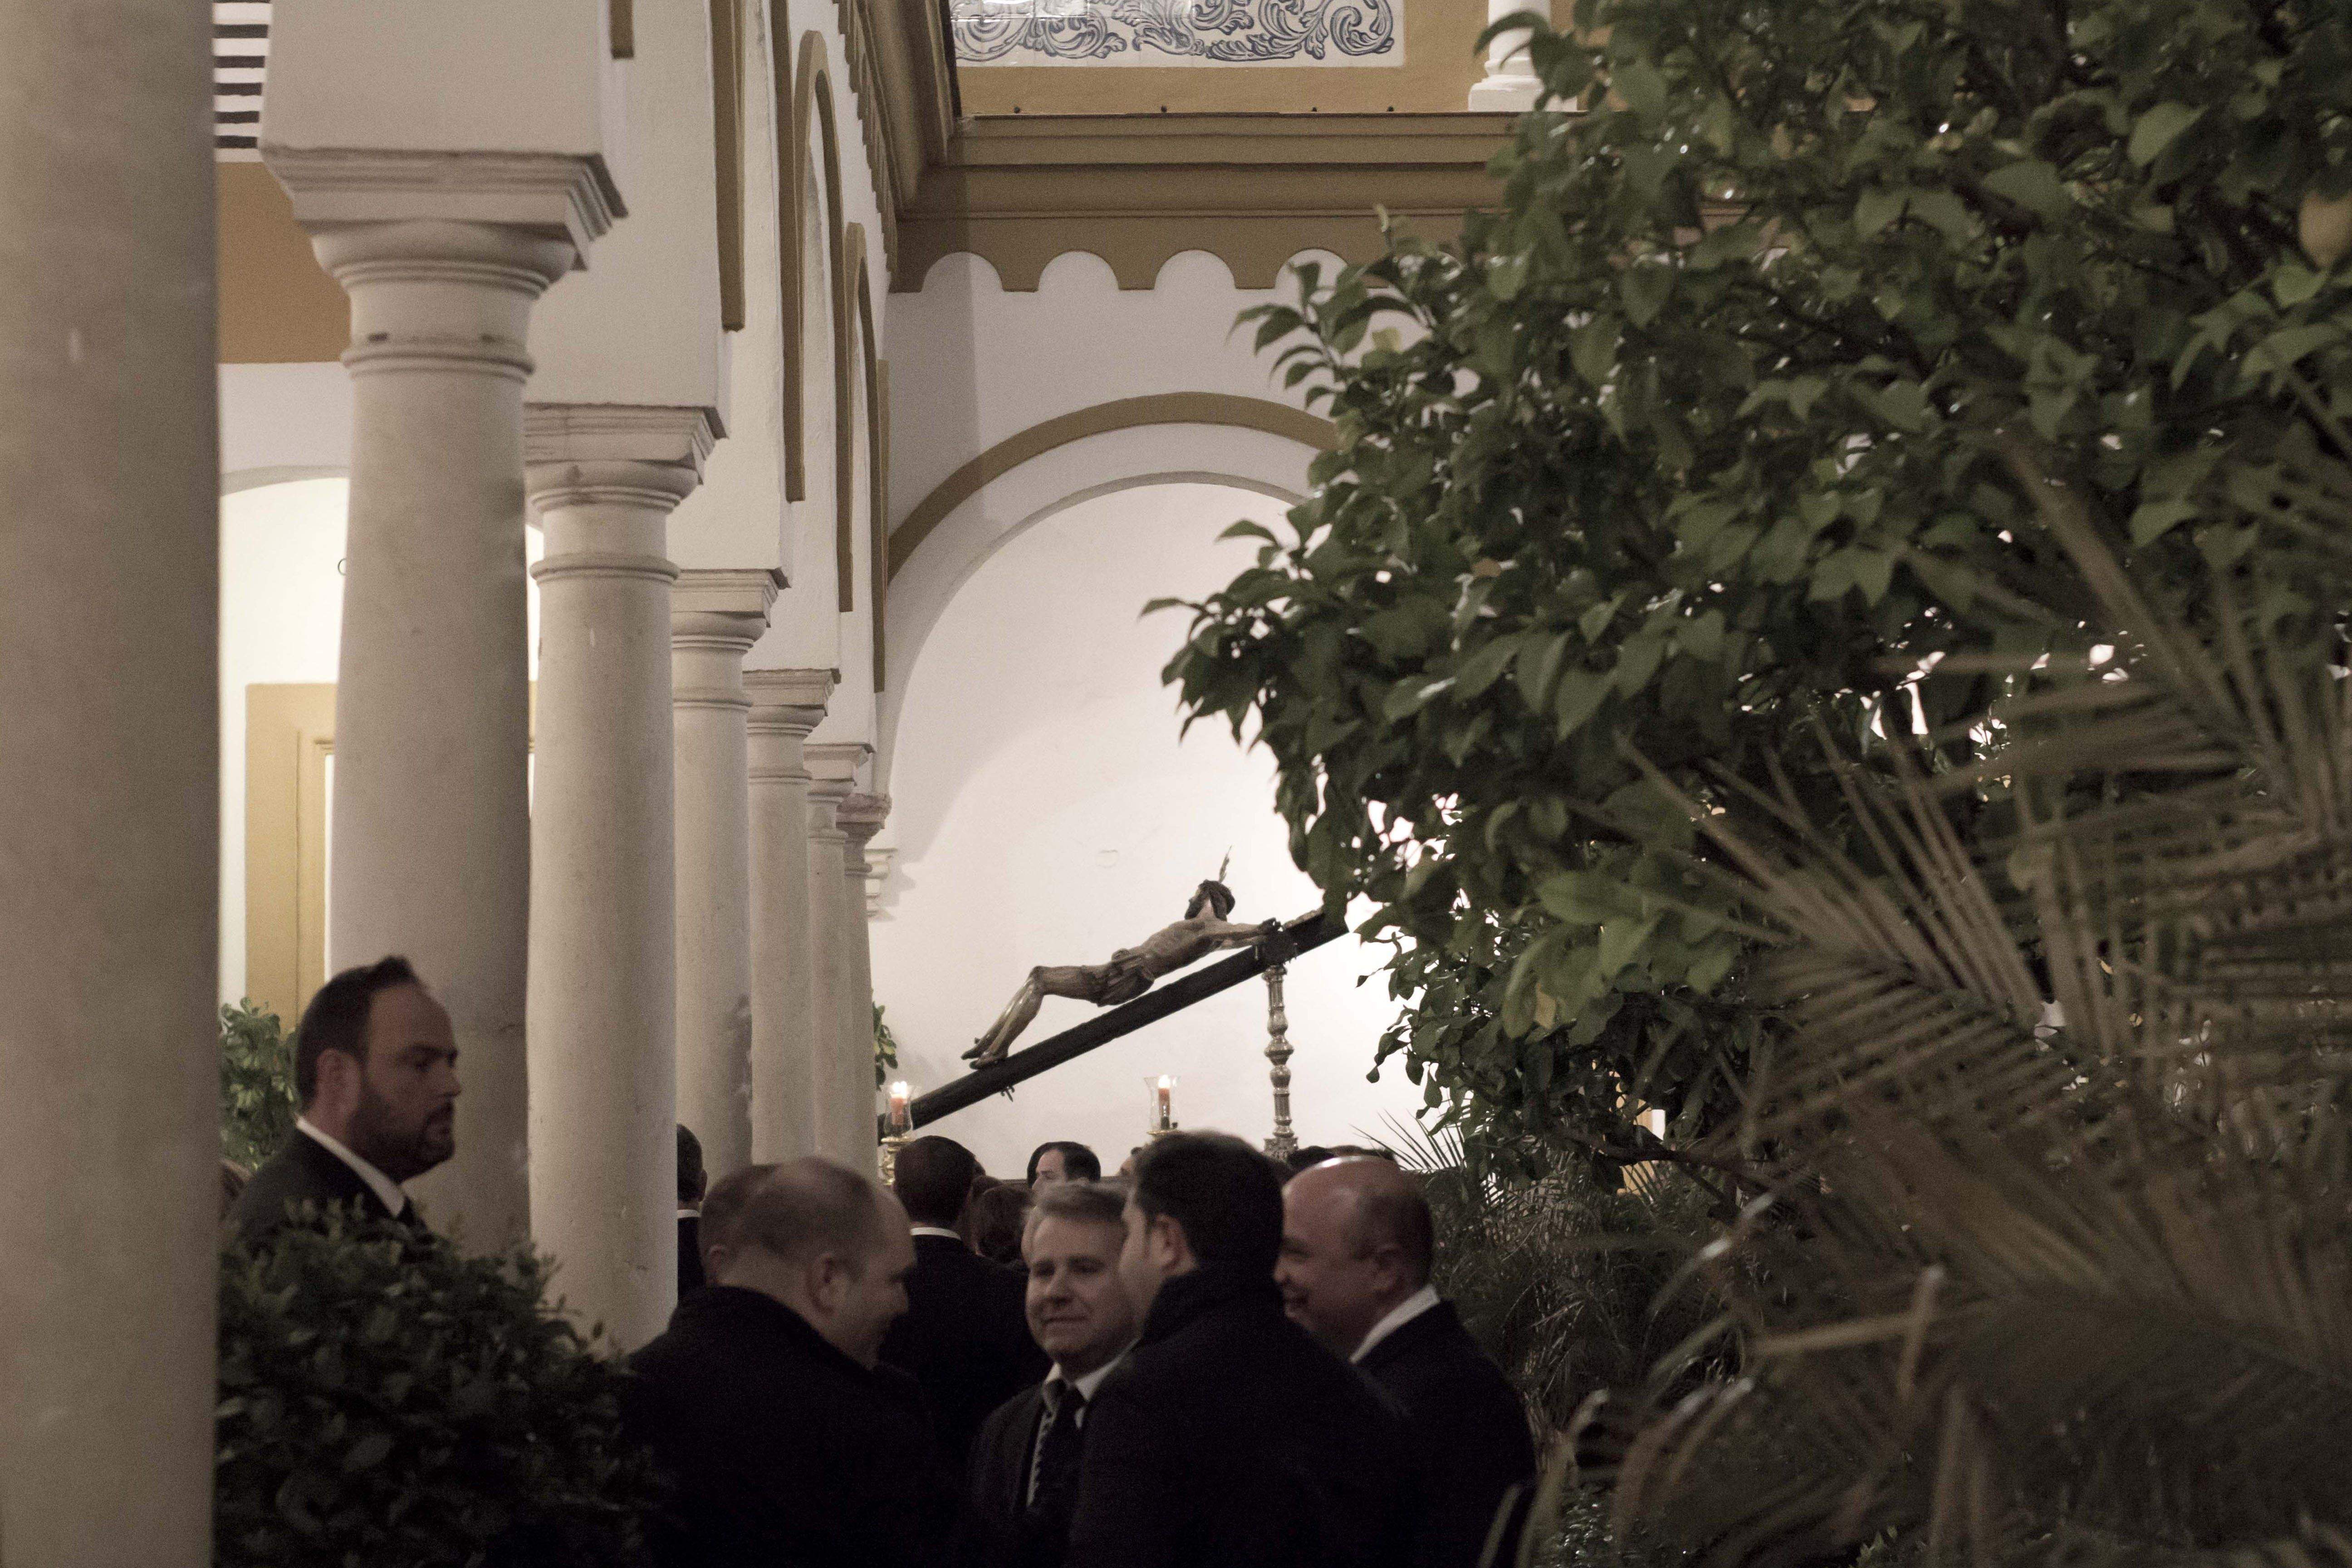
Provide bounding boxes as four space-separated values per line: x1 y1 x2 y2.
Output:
1000 1384 1046 1513
1357 1297 1460 1374
292 1129 406 1223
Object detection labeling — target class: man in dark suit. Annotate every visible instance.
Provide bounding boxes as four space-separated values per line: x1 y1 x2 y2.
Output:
966 1180 1142 1568
676 1124 708 1298
1064 1132 1415 1568
625 1157 958 1568
1280 1157 1537 1568
1026 1140 1102 1188
228 955 456 1245
881 1135 1049 1468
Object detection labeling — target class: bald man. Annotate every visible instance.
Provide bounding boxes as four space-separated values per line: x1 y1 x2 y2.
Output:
1279 1158 1535 1568
625 1158 959 1568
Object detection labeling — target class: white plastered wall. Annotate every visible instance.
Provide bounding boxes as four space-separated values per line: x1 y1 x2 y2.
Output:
873 481 1427 1172
876 245 1347 794
877 421 1315 778
883 246 1342 529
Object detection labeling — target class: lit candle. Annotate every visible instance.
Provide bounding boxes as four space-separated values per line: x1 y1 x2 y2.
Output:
1155 1074 1175 1131
887 1079 912 1136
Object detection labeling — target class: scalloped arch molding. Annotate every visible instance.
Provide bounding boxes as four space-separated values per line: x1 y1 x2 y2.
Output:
887 392 1335 582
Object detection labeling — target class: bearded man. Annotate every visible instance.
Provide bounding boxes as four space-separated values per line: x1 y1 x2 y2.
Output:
229 955 459 1243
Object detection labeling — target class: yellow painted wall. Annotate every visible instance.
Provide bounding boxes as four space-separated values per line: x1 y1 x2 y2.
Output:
217 162 346 365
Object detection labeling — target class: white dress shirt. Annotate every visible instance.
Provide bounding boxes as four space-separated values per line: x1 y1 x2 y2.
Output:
1045 1350 1126 1416
295 1116 409 1217
911 1225 964 1242
1350 1284 1441 1363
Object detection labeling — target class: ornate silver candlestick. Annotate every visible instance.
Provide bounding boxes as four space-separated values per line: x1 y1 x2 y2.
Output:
1262 961 1297 1161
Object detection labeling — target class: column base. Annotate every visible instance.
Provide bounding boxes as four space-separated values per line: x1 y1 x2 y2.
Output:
1467 75 1544 112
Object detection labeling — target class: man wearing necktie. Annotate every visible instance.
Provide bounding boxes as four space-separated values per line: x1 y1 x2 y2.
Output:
965 1181 1141 1568
1062 1134 1416 1568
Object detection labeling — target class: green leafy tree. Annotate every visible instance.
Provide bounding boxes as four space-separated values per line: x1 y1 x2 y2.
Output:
220 999 299 1171
1162 0 2352 1164
215 1211 660 1567
874 1002 900 1089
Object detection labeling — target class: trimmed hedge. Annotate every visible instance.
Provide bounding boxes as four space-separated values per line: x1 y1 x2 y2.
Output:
216 1209 660 1567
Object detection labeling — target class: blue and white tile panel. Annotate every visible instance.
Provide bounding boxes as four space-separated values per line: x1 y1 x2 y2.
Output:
949 0 1403 68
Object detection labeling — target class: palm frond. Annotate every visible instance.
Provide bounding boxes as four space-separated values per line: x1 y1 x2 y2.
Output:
1607 468 2352 1565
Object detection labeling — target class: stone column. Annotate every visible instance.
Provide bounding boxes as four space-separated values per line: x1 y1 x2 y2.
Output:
838 793 892 1164
671 571 777 1180
1 0 217 1557
524 407 715 1349
1467 0 1543 110
744 669 836 1161
309 215 588 1248
806 743 875 1164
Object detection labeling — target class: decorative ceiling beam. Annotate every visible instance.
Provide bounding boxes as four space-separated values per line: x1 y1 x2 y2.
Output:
892 112 1519 292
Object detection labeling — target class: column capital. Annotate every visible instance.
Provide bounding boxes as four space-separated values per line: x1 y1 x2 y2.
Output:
861 845 898 917
805 741 874 806
526 403 723 478
745 667 837 738
674 568 783 623
264 147 620 260
525 407 715 585
837 793 891 851
837 794 891 883
308 219 579 384
746 669 835 784
672 570 780 705
524 461 701 530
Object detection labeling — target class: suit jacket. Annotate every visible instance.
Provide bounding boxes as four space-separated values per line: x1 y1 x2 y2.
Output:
963 1383 1054 1568
1357 1300 1536 1568
677 1214 706 1298
625 1284 960 1568
226 1128 420 1246
880 1232 1049 1469
1064 1264 1415 1568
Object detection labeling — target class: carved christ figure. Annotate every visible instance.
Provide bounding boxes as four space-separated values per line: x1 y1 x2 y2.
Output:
965 879 1278 1066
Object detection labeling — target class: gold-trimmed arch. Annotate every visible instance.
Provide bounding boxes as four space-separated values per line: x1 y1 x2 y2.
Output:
886 394 1338 582
841 221 888 665
710 0 745 330
763 4 802 497
874 360 891 687
782 28 850 510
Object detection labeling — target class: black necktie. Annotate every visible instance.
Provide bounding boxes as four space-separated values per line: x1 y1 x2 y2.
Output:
1027 1381 1086 1519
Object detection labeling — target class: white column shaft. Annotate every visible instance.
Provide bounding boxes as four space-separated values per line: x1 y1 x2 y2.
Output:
838 795 890 1167
671 578 773 1179
526 461 692 1349
0 0 217 1556
804 793 859 1162
804 743 874 1165
1469 0 1543 109
745 671 834 1162
320 220 575 1249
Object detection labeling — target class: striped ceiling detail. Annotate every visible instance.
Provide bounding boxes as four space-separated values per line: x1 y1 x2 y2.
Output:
215 1 268 154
